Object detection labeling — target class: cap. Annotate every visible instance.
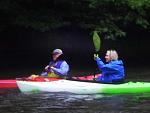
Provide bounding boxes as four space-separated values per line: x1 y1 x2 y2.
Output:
52 49 63 55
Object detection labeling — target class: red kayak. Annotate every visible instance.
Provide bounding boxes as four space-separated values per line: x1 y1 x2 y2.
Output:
0 77 61 88
0 74 100 88
0 79 17 88
72 74 100 81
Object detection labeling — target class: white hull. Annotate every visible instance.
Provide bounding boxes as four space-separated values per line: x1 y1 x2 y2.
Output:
16 80 104 94
16 80 150 94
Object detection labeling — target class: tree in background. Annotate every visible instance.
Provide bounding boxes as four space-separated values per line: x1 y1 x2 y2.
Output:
0 0 150 39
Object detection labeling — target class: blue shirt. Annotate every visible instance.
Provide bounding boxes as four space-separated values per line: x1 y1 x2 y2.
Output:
51 61 69 76
95 57 125 83
41 60 69 77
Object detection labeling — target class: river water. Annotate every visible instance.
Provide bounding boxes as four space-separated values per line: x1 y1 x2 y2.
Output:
0 67 150 113
0 87 150 113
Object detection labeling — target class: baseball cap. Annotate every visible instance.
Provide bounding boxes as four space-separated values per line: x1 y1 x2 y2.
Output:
52 49 63 55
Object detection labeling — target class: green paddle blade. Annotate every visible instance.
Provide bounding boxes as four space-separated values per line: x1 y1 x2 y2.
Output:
93 31 101 52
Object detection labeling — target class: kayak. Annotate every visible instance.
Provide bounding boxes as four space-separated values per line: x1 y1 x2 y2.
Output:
0 77 58 88
16 77 150 94
0 80 17 88
0 74 98 88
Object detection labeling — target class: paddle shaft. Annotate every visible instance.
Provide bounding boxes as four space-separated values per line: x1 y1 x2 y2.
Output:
93 31 101 78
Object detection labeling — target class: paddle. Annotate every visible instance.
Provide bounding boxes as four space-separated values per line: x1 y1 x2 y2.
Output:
93 31 101 53
92 31 101 79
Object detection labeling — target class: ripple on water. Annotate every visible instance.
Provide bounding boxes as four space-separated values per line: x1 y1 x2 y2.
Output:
0 88 150 113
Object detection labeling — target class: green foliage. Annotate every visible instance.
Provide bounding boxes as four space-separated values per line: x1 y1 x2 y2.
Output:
0 0 150 39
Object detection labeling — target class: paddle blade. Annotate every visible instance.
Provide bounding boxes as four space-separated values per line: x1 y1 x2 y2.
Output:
93 31 101 52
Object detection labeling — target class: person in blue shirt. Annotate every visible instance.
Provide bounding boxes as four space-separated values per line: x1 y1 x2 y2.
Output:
29 49 69 79
41 49 69 78
94 49 125 83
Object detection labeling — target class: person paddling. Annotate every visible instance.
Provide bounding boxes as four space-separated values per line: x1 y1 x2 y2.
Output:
94 49 125 83
29 49 69 79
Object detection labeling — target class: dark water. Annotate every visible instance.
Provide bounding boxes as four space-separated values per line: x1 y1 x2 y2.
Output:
0 67 150 113
0 88 150 113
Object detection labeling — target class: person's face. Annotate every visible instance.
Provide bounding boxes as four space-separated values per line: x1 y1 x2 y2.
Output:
105 51 111 62
52 53 61 61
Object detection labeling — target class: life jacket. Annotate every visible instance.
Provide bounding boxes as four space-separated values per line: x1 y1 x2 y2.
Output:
49 60 63 69
48 60 64 78
48 72 59 78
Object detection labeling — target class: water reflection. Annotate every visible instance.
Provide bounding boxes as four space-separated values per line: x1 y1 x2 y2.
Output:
0 88 150 113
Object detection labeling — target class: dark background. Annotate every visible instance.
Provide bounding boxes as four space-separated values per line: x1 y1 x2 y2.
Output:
0 0 150 79
0 26 150 78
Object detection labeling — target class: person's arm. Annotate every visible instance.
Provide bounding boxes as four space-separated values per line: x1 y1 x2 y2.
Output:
45 65 50 71
96 58 119 72
45 61 54 72
51 61 69 76
95 57 105 69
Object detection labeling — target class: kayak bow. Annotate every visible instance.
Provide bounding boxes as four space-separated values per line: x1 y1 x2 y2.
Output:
0 80 17 88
